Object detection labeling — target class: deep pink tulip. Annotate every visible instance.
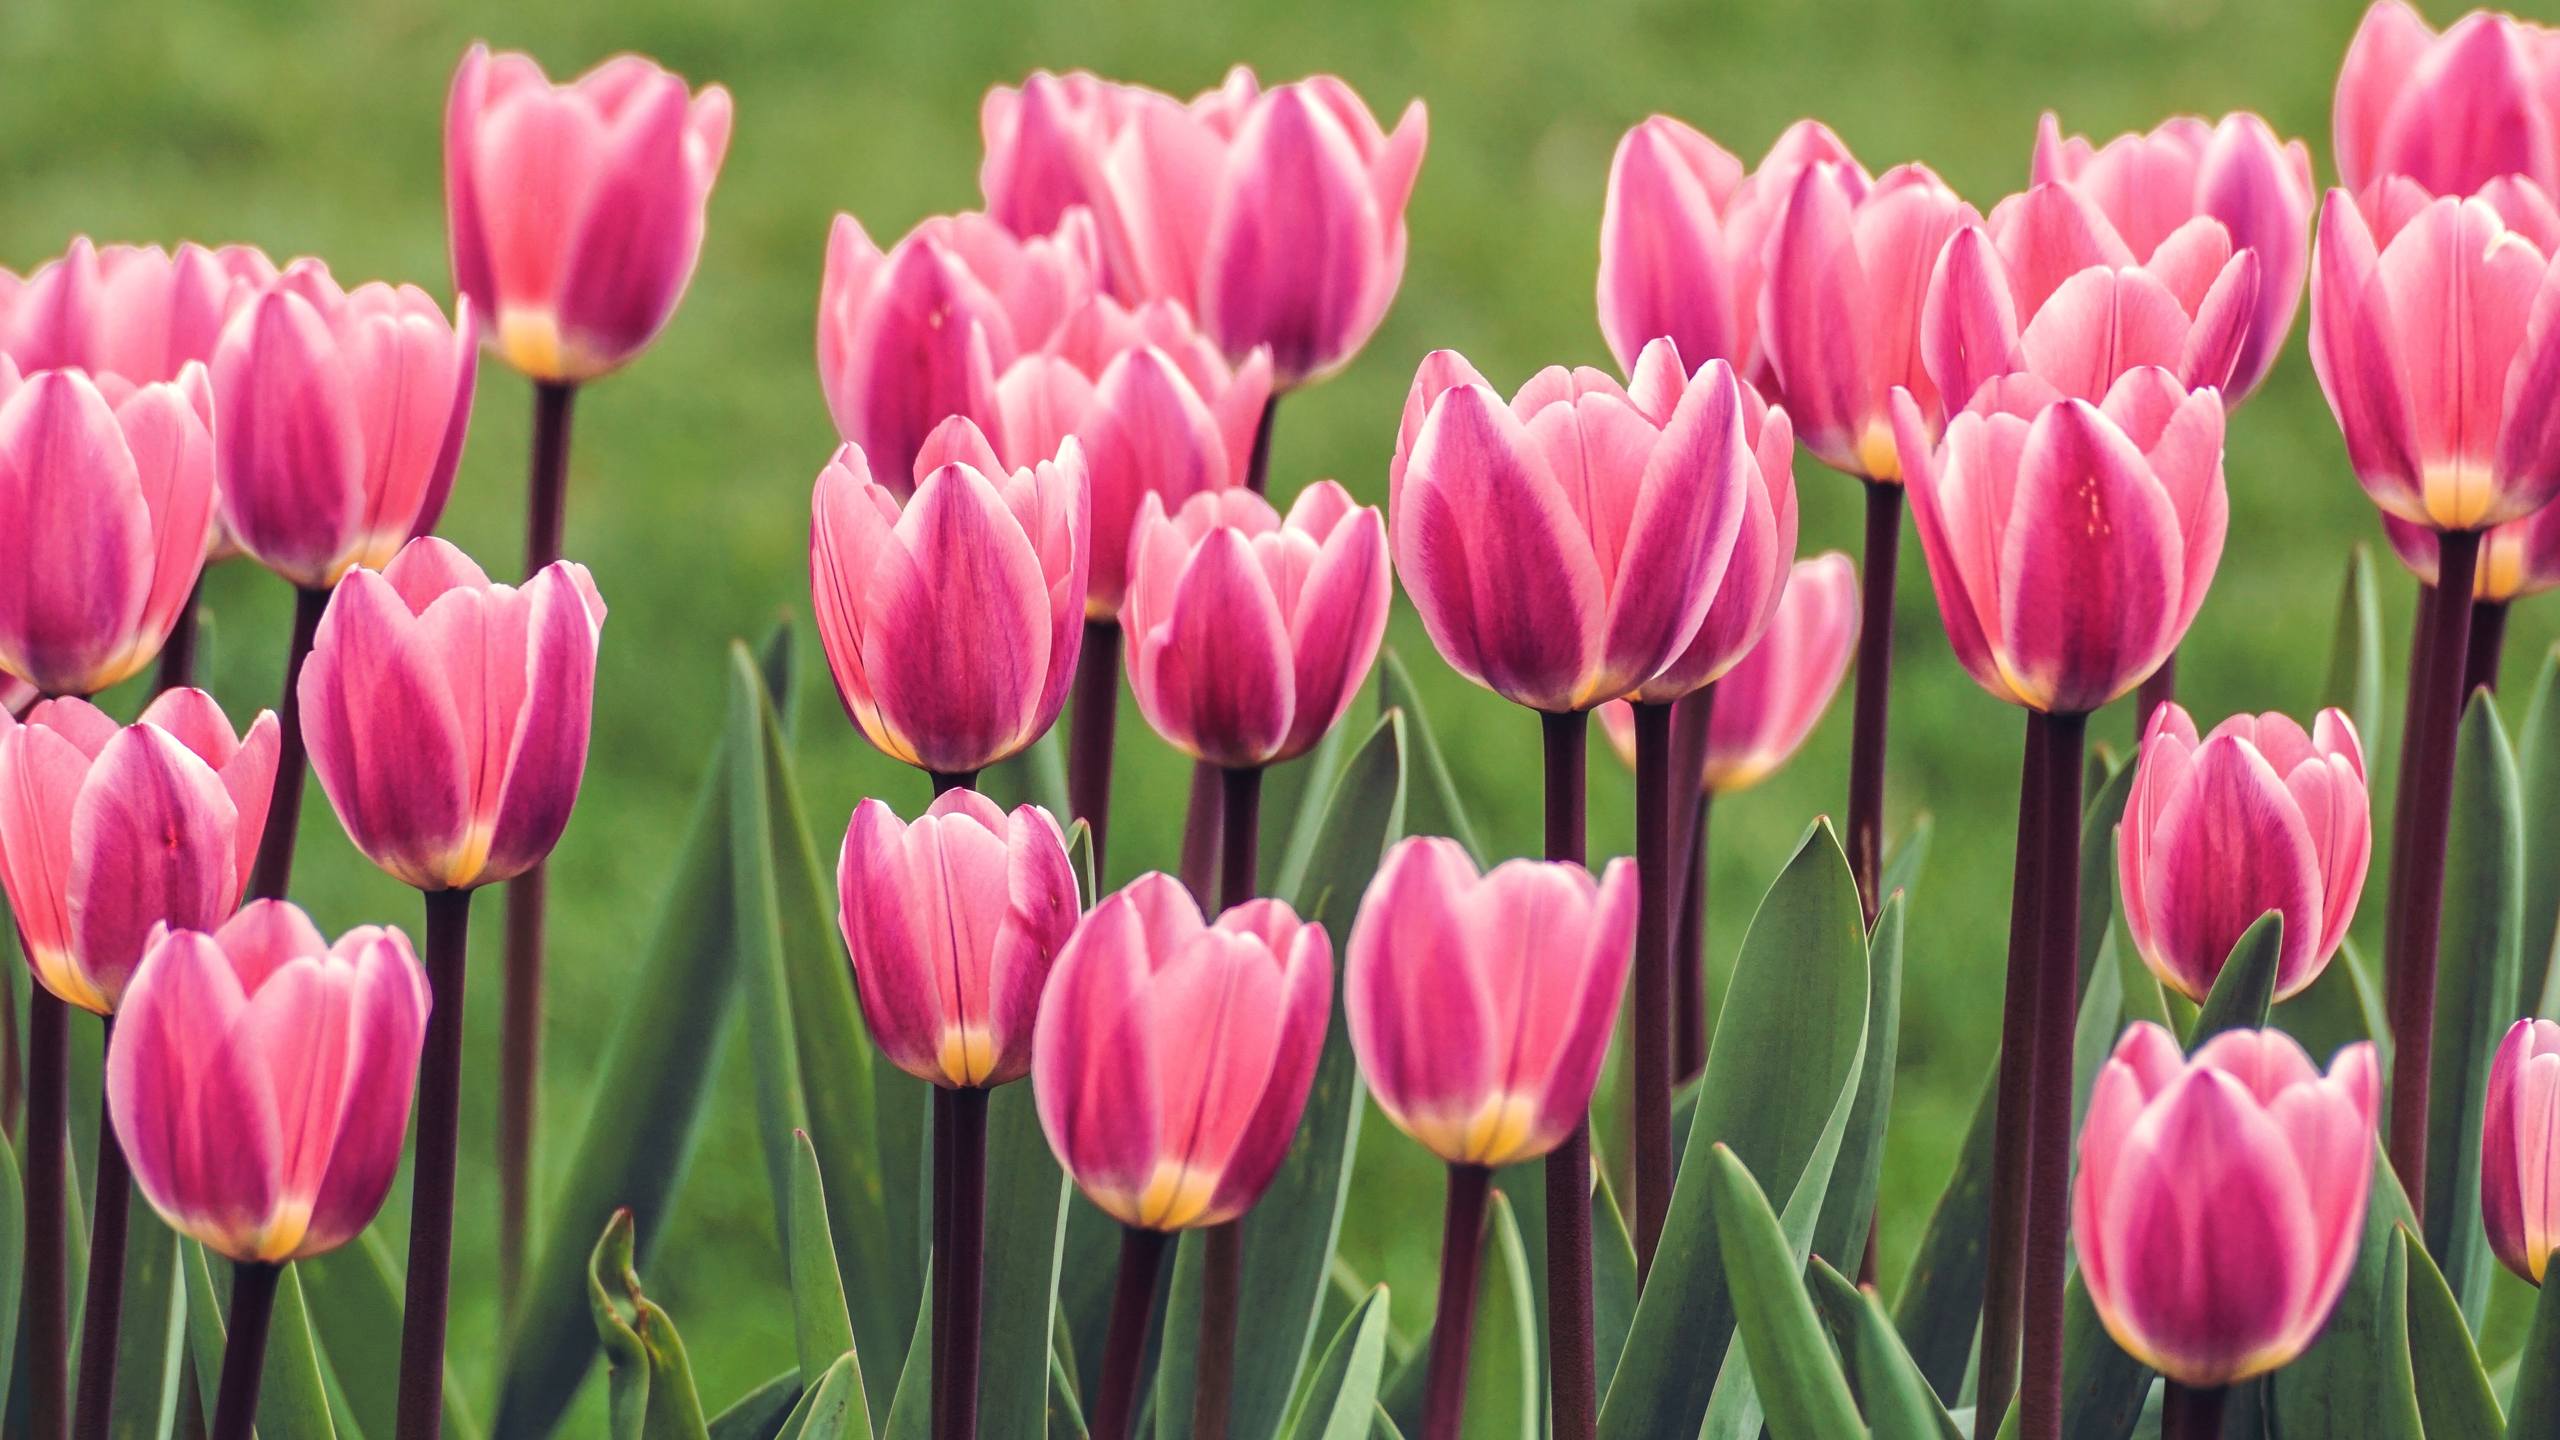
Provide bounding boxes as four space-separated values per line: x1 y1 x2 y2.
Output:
211 260 476 589
2310 189 2560 531
2031 112 2314 400
2385 503 2560 601
0 364 216 697
1600 551 1858 793
1626 379 1798 703
0 689 277 1014
1760 158 1981 480
2336 2 2560 203
809 419 1089 777
818 210 1101 486
1121 481 1390 768
298 537 606 892
0 237 276 395
445 44 731 383
2484 1016 2560 1284
2119 704 2371 1003
1388 339 1752 712
107 901 429 1263
1031 872 1331 1230
2076 1024 2380 1386
837 790 1079 1090
1345 837 1636 1167
1894 365 2228 715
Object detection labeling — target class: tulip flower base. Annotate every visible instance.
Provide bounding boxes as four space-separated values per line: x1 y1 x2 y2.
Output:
208 1262 282 1440
247 585 329 904
396 887 473 1440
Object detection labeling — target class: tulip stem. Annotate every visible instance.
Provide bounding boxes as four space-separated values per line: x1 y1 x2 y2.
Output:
1977 713 2050 1440
247 585 329 903
1218 767 1261 912
929 769 981 797
1421 1164 1492 1440
1191 1222 1244 1440
1179 762 1222 907
208 1262 282 1440
26 984 68 1440
1629 699 1677 1282
1538 708 1597 1440
156 580 203 693
396 887 473 1440
2136 651 2177 727
73 1016 133 1440
2465 597 2509 698
932 1088 953 1440
1067 623 1123 876
2384 534 2482 1224
1089 1226 1171 1440
2021 708 2087 1440
1675 789 1712 1083
1846 478 1901 925
2160 1381 2226 1440
939 1087 988 1440
524 381 577 574
1245 396 1280 495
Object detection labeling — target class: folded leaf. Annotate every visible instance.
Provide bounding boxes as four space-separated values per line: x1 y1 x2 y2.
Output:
1281 1286 1392 1440
2189 911 2285 1047
1378 648 1483 861
2270 1148 2426 1439
1709 1147 1864 1440
708 1373 804 1440
975 1085 1070 1440
788 1132 860 1392
1806 1258 1959 1440
2320 544 2387 778
1815 890 1905 1270
2400 1224 2505 1437
1461 1190 1539 1440
593 1209 711 1440
1890 1064 1995 1405
774 1355 868 1440
2507 1261 2560 1432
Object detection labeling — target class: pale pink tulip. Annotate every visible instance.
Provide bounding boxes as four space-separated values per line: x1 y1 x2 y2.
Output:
2483 1016 2560 1284
0 237 276 396
2336 2 2560 203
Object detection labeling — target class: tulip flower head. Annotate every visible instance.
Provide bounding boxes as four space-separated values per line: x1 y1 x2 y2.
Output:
211 260 477 589
1625 377 1799 704
299 537 607 892
1121 482 1390 768
1345 837 1637 1168
108 901 430 1263
837 790 1080 1090
809 418 1090 778
2119 704 2371 1003
2336 2 2560 203
0 237 276 395
0 689 277 1014
2076 1024 2379 1386
2484 1017 2560 1284
1389 340 1753 713
446 44 732 383
1032 873 1332 1230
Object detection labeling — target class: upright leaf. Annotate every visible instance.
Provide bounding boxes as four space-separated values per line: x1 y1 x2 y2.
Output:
1709 1148 1864 1440
1891 1065 1996 1404
2512 646 2560 1017
1815 891 1904 1268
787 1132 859 1391
709 1374 804 1440
1281 1287 1392 1440
1807 1260 1958 1440
1377 649 1483 861
2271 1151 2426 1439
593 1209 712 1440
2321 544 2388 765
975 1085 1071 1440
883 1271 934 1440
2078 757 2139 990
2400 1228 2505 1437
299 1230 479 1440
1460 1191 1539 1440
108 1213 185 1440
774 1356 869 1440
0 1135 21 1422
2189 912 2285 1048
2507 1263 2560 1433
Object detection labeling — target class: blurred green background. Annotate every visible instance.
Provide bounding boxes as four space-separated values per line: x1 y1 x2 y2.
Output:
7 0 2554 1426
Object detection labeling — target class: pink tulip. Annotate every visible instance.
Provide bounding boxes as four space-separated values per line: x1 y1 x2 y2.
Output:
818 209 1101 486
2076 1024 2380 1386
2336 2 2560 203
210 260 476 590
2385 504 2560 601
1599 551 1859 793
809 419 1089 777
107 901 429 1263
0 237 276 395
0 364 216 697
2484 1016 2560 1284
1346 838 1636 1167
1893 365 2228 715
1121 481 1390 768
1032 872 1331 1230
1388 340 1753 713
0 689 277 1014
2119 704 2371 1003
980 70 1156 242
1760 158 1982 480
837 791 1079 1090
2310 189 2560 531
1626 378 1798 703
2031 112 2315 401
298 537 606 892
445 44 732 383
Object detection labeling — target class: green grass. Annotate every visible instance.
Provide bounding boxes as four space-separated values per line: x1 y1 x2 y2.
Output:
6 0 2552 1426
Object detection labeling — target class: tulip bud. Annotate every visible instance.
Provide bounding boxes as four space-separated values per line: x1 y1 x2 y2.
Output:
980 70 1150 242
2385 504 2560 602
1345 837 1636 1168
836 790 1080 1089
108 901 430 1263
1122 483 1390 768
2336 3 2560 203
445 44 732 383
2484 1017 2560 1284
2076 1024 2379 1386
809 422 1089 777
1625 380 1798 703
1070 337 1274 615
1032 873 1332 1230
0 365 216 697
2119 704 2371 1003
299 538 607 892
0 237 276 394
1389 340 1752 712
0 689 277 1014
211 261 477 589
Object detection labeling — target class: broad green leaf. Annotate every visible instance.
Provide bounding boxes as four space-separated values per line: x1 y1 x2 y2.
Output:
1591 1177 1638 1388
593 1209 711 1440
0 1135 21 1422
727 644 810 1240
1281 1287 1392 1440
180 1247 336 1440
1891 1063 1995 1405
2400 1226 2504 1436
787 1132 859 1391
1877 815 1933 909
1806 1259 1958 1440
2073 927 2127 1127
2507 1261 2560 1432
2321 543 2388 767
2272 1150 2426 1439
1815 890 1904 1269
975 1085 1070 1440
1268 707 1355 903
774 1356 868 1440
708 1374 803 1440
1154 1234 1205 1439
2078 756 2140 990
883 1269 933 1440
1377 648 1483 861
2511 646 2560 1017
1460 1191 1539 1440
107 1211 185 1440
298 1229 479 1440
2188 911 2285 1047
1709 1148 1864 1440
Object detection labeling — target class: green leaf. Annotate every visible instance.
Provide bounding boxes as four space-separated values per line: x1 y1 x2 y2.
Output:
2512 646 2560 1018
708 1374 804 1440
2272 1148 2427 1440
2320 543 2388 766
298 1230 479 1440
1709 1147 1864 1440
107 1210 186 1440
1890 1063 1995 1405
1377 648 1483 861
883 1268 934 1440
180 1248 337 1440
1815 889 1904 1269
1460 1190 1539 1440
2506 1260 2560 1432
1806 1259 1958 1440
2188 911 2285 1047
974 1084 1071 1440
1268 705 1356 904
2077 756 2140 990
1590 1176 1638 1389
774 1356 869 1440
787 1132 860 1392
1599 822 1868 1439
2400 1225 2505 1436
1281 1287 1392 1440
592 1209 711 1440
0 1134 22 1422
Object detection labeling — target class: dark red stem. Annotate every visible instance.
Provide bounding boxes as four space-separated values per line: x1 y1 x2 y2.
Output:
1630 700 1676 1280
1067 623 1123 876
73 1015 131 1440
2161 1382 2227 1440
208 1262 282 1440
1976 713 2049 1440
1539 708 1596 1440
154 580 202 693
1179 761 1222 907
247 585 329 903
1244 396 1280 496
941 1087 988 1440
1219 766 1261 912
1192 1221 1244 1440
2466 597 2509 698
1421 1164 1493 1440
2020 708 2088 1440
26 985 68 1440
1088 1227 1171 1440
2136 651 2177 727
396 887 474 1440
1847 479 1901 923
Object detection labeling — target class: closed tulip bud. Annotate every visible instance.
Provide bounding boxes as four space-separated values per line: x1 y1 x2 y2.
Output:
1070 336 1272 614
810 422 1089 777
1346 838 1635 1168
2310 190 2560 531
2385 504 2560 601
0 365 216 697
299 538 606 892
0 237 276 393
2336 2 2560 202
108 901 430 1263
1389 340 1752 712
211 261 477 589
1627 379 1798 703
2119 704 2371 1003
837 791 1079 1089
2077 1024 2380 1386
1895 366 2227 715
2484 1017 2560 1284
445 44 732 383
0 689 277 1013
980 70 1153 242
1032 873 1332 1229
1122 482 1390 768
